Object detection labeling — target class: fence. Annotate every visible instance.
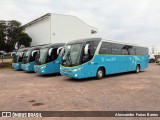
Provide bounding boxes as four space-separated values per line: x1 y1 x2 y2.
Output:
0 54 12 63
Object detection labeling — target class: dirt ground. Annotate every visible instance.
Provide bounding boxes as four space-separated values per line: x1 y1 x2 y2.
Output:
0 59 12 63
0 63 160 120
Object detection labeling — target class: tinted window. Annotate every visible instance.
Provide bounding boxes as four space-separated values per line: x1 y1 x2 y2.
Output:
121 45 128 55
99 42 148 56
99 42 111 54
121 45 136 55
111 43 122 55
30 51 38 62
129 46 136 55
136 47 141 55
46 48 58 62
136 47 148 55
144 48 148 55
86 41 100 59
82 41 100 63
88 41 99 54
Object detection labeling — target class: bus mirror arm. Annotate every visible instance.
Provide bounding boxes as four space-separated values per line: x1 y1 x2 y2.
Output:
48 48 53 56
11 52 16 57
32 50 38 57
84 44 89 55
57 47 64 55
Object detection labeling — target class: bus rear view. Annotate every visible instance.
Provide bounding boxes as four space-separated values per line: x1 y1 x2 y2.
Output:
34 43 65 74
60 38 149 79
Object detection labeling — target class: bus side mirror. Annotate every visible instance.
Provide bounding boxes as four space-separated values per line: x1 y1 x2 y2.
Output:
84 44 89 55
32 50 38 57
57 47 64 55
48 48 53 56
11 52 16 57
20 52 24 57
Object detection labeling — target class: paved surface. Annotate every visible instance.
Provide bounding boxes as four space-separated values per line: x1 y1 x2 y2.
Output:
0 63 160 120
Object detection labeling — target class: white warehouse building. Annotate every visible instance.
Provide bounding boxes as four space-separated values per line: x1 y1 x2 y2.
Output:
23 13 97 46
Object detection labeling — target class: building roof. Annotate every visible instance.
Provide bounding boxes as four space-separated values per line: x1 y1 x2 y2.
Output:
23 13 51 28
22 13 97 33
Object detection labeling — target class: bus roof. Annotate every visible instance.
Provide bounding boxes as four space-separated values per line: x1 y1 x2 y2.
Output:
17 46 42 52
27 46 42 51
17 47 31 52
17 43 65 52
66 38 147 48
40 43 65 49
102 39 147 48
67 38 102 44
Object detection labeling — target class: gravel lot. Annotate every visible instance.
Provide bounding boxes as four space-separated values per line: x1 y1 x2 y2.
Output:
0 63 160 119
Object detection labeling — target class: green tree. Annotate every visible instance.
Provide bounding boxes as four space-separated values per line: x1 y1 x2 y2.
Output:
18 32 32 48
6 20 24 51
0 20 32 52
0 20 6 50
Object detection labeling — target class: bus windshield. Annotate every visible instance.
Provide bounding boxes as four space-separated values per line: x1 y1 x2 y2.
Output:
22 50 32 64
61 43 83 67
12 52 20 63
35 48 48 65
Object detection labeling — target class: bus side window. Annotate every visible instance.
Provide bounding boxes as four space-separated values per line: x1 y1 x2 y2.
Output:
136 47 147 55
87 41 99 60
121 45 135 55
30 51 38 62
19 56 23 62
33 52 38 60
144 48 148 55
82 41 100 63
122 45 128 55
51 48 58 61
128 46 136 55
141 47 148 55
18 53 24 62
99 42 111 54
112 43 122 55
134 47 137 55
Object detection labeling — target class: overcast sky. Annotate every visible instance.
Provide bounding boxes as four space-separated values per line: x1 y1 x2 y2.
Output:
1 0 160 48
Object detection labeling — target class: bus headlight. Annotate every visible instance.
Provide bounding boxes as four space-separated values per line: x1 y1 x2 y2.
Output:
41 65 46 69
72 67 82 72
25 64 30 67
75 74 78 77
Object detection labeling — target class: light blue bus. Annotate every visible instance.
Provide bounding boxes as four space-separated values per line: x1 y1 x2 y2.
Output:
12 48 29 70
60 38 149 79
34 43 65 74
21 46 41 72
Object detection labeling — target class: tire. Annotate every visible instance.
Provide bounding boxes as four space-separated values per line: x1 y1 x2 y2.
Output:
96 68 105 79
135 65 140 73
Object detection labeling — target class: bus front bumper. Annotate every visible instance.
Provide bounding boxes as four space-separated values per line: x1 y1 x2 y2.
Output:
12 63 21 70
34 64 60 74
60 67 83 79
21 63 34 72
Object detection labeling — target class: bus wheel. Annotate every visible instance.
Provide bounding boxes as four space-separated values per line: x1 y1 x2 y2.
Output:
96 68 104 79
135 65 140 73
